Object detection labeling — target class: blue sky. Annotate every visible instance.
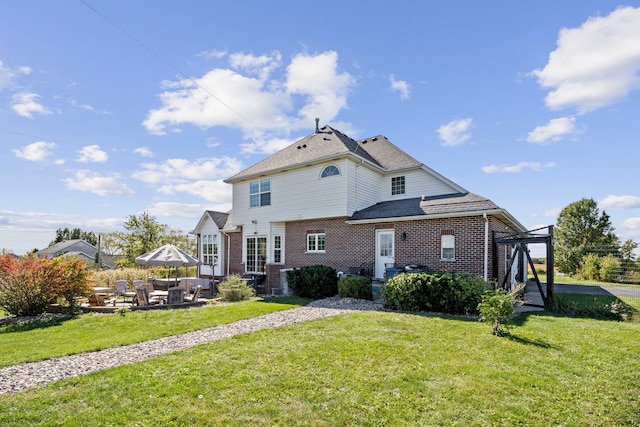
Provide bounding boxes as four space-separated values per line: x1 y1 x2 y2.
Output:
1 1 639 256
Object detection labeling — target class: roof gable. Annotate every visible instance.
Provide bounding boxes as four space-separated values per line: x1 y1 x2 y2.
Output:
226 126 389 183
191 210 230 234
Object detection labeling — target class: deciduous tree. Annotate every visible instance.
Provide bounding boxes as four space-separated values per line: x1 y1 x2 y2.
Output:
555 198 620 275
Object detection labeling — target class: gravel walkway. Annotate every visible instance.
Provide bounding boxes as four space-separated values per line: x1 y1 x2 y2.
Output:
0 298 382 395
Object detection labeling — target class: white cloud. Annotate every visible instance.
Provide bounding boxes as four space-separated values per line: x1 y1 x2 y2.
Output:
67 98 110 115
132 156 243 185
147 202 220 219
64 170 134 196
530 6 640 113
229 51 281 80
11 92 52 118
389 74 410 100
76 145 108 163
143 50 355 153
600 195 640 210
158 180 232 203
527 117 577 144
198 49 228 60
13 141 56 162
0 60 14 89
134 147 153 157
437 118 472 147
240 136 295 155
620 217 640 239
482 161 557 174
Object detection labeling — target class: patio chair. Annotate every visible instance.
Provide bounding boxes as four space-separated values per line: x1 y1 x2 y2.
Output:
185 285 202 303
178 280 192 296
166 286 185 305
135 287 161 307
115 280 136 303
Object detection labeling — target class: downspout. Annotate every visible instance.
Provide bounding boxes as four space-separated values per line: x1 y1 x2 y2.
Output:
483 213 489 282
222 230 230 277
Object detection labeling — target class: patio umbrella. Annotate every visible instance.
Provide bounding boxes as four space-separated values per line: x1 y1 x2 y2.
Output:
135 244 200 285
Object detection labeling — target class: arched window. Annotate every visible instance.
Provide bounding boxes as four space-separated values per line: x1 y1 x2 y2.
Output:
321 165 340 178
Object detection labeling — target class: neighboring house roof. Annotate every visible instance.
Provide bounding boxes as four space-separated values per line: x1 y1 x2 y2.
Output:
36 239 94 258
36 239 115 267
225 126 421 183
347 193 527 232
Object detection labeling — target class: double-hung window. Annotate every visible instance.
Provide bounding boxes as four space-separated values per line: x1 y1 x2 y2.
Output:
391 176 405 195
307 233 325 252
202 234 218 265
273 235 283 263
250 179 271 207
441 234 455 260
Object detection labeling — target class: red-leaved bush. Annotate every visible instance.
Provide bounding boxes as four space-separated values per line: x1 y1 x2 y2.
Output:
0 254 93 316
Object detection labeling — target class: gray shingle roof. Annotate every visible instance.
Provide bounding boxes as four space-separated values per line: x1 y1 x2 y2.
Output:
225 126 422 182
348 193 501 221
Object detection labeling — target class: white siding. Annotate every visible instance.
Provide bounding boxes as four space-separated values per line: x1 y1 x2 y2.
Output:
384 169 457 200
197 217 223 277
232 160 350 226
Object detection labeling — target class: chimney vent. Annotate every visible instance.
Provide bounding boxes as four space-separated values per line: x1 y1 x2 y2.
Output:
315 118 320 133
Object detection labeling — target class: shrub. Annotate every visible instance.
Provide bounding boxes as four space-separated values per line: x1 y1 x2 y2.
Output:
338 275 372 300
217 274 255 302
579 253 600 280
478 284 524 336
382 271 490 315
0 254 92 316
598 254 621 283
286 265 338 299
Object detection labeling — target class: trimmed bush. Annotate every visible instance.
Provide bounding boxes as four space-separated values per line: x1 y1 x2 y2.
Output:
217 274 255 302
381 271 490 315
338 275 372 300
286 265 338 299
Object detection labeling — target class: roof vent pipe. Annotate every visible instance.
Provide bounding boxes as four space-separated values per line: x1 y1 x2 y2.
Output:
315 117 320 133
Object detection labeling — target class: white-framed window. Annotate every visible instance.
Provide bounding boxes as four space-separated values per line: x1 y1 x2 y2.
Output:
246 236 267 272
441 234 455 260
249 179 271 207
321 165 340 178
273 235 283 264
391 176 405 195
202 234 218 265
307 233 325 252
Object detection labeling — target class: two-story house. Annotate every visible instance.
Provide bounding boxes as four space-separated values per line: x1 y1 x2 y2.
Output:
192 125 527 294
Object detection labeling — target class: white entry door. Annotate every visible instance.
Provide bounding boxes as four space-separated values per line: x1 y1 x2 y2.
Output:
375 230 395 279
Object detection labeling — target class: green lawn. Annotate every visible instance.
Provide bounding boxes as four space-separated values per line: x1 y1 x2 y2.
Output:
0 296 638 426
0 297 309 368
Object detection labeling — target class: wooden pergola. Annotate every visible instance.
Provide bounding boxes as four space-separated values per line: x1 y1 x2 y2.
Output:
493 225 555 308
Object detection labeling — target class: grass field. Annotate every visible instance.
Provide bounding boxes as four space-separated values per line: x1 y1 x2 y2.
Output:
0 295 638 426
0 297 309 368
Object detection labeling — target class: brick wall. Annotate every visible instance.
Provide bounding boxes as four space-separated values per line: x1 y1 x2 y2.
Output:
259 215 515 293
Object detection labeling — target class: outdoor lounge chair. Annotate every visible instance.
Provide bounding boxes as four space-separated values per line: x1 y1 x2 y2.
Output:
135 287 161 306
184 285 202 303
115 280 136 303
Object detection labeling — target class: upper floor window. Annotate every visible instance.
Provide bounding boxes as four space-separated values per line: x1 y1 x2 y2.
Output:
441 234 455 260
321 165 340 178
250 179 271 207
391 176 405 195
307 233 325 252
